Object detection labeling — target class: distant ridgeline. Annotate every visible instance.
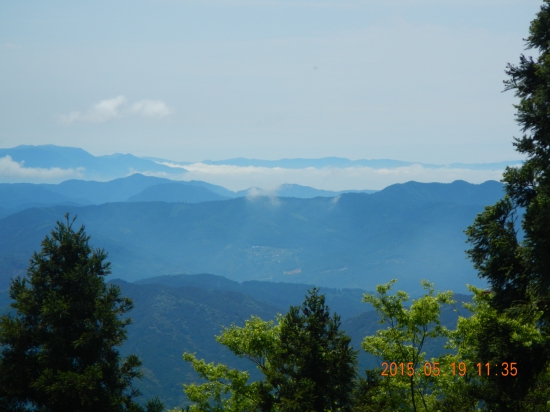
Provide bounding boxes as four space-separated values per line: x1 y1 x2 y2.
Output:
0 173 375 218
0 145 522 183
0 172 502 294
200 156 521 170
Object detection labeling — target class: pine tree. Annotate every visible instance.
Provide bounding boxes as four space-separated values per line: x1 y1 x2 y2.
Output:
0 215 147 411
466 0 550 320
181 288 357 412
464 1 550 408
264 288 357 411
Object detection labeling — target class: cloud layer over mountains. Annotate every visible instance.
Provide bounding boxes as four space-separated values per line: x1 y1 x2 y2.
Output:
0 145 522 190
0 175 501 294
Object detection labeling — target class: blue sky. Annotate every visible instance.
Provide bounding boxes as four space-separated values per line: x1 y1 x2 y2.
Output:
0 1 544 189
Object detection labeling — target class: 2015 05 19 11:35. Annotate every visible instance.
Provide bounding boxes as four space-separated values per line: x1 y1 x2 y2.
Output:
381 361 518 377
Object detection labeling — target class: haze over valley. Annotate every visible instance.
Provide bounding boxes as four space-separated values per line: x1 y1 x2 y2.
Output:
0 144 509 295
0 144 504 407
1 1 543 409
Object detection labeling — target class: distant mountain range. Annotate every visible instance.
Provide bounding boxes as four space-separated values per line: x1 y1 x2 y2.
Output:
0 145 185 181
0 174 377 218
0 179 502 294
0 145 523 184
198 157 523 171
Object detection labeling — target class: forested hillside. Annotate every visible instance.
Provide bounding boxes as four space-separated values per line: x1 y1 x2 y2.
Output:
0 179 501 293
0 271 470 409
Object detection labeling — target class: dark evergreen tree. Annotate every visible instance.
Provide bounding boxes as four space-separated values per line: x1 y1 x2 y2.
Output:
183 288 357 411
467 0 550 319
0 215 155 411
349 370 390 412
265 288 357 412
465 1 550 408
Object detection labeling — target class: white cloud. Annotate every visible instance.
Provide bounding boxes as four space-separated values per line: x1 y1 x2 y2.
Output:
166 162 505 191
59 95 127 124
0 156 84 183
59 96 173 124
91 95 127 120
130 100 173 118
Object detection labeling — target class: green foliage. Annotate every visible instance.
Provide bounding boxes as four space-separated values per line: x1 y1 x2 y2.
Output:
143 397 166 412
464 0 550 406
350 369 396 412
0 215 157 411
216 316 280 373
180 288 357 412
267 288 357 411
361 279 454 412
446 285 550 411
177 316 278 412
177 353 259 412
466 0 550 329
111 280 286 409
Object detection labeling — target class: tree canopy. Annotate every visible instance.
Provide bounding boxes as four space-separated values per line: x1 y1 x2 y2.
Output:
0 215 158 411
179 288 357 412
466 0 550 326
463 1 550 407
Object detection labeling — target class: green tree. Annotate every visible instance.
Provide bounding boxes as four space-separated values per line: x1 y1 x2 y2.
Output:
179 353 259 412
360 279 455 412
0 215 159 411
267 287 357 411
445 285 550 411
465 0 550 345
178 288 357 412
177 316 277 412
464 0 550 406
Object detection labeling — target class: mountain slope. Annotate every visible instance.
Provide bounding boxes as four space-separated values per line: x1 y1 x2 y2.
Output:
113 279 282 408
136 273 368 320
0 184 83 209
0 174 236 213
0 180 499 293
46 175 237 204
0 274 474 409
128 183 229 203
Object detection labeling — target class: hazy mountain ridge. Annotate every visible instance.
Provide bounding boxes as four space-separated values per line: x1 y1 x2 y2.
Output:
127 183 230 203
40 174 238 203
235 183 377 197
0 145 523 184
371 179 504 206
200 156 522 170
0 145 185 181
0 179 501 293
0 174 375 216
